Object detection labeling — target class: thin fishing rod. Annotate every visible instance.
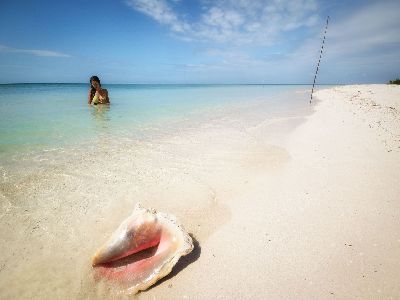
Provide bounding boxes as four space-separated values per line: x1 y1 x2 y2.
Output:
310 16 329 103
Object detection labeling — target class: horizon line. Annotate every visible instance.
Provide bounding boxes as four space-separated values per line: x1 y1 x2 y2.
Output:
0 82 347 86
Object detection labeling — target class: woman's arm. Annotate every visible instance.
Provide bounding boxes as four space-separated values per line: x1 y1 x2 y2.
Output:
88 90 93 104
105 89 110 104
99 89 110 104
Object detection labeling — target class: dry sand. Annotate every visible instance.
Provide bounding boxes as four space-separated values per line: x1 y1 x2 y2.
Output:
1 84 399 299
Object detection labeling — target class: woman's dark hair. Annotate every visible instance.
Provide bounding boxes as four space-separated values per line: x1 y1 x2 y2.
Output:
90 75 101 99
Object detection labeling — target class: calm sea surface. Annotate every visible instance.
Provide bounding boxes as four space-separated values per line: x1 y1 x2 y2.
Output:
0 84 312 160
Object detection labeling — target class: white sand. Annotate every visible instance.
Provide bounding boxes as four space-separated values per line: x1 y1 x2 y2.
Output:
1 85 399 299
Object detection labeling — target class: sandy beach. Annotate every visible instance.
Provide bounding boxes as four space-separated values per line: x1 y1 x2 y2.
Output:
1 84 399 299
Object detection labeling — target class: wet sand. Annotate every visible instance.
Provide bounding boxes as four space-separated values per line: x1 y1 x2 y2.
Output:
1 85 399 299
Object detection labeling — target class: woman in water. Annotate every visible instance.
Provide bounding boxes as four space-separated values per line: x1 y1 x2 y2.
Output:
88 75 110 105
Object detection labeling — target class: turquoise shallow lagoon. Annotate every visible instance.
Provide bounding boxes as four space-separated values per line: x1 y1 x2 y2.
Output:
0 83 312 158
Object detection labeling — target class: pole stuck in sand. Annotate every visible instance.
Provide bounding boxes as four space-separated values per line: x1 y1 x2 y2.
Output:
310 16 330 103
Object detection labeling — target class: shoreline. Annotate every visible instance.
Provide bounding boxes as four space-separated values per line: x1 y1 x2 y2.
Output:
0 87 312 299
1 84 399 299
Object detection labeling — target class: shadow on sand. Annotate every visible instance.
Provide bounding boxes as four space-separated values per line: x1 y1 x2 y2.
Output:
148 234 201 291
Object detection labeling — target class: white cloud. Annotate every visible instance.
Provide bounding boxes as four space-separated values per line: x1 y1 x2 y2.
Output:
125 0 190 33
326 1 400 56
287 1 400 66
282 0 400 83
125 0 399 83
125 0 319 45
0 44 71 57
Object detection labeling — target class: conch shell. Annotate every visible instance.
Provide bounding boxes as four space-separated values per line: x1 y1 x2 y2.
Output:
92 203 194 295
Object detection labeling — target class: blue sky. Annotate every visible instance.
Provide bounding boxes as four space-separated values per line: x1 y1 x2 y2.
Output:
0 0 399 84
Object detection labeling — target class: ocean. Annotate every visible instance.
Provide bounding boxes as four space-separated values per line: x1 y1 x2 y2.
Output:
0 83 312 159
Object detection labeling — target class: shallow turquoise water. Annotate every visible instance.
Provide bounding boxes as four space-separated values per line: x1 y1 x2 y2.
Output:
0 84 311 158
